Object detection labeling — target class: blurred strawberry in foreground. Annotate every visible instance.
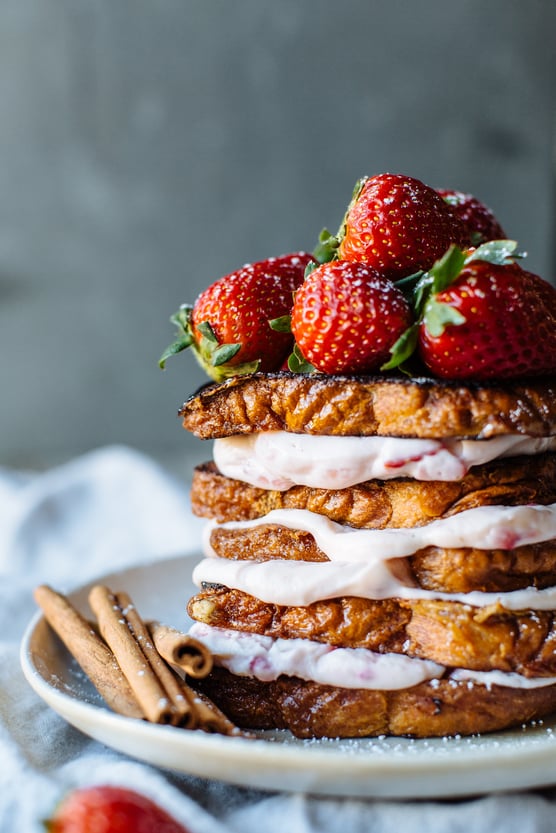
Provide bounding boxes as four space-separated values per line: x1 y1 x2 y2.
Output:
329 173 467 279
160 252 313 381
46 785 190 833
436 188 506 246
415 242 556 380
291 260 413 374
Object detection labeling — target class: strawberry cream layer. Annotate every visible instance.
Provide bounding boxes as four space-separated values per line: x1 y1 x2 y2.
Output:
192 431 556 694
189 622 556 691
214 432 556 489
195 504 556 610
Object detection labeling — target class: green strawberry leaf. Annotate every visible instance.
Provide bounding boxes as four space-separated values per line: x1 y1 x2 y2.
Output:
202 357 261 382
349 176 368 201
393 269 424 296
169 304 193 329
159 304 194 368
288 343 315 374
196 320 219 343
269 314 292 333
441 193 462 208
381 323 419 371
192 318 246 376
411 272 434 317
312 228 340 264
407 245 466 319
465 239 524 266
158 334 194 369
333 176 369 250
428 245 467 293
158 304 259 381
423 297 466 337
211 342 242 366
304 260 319 278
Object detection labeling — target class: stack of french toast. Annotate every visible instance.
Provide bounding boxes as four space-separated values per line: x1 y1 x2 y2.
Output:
162 173 556 738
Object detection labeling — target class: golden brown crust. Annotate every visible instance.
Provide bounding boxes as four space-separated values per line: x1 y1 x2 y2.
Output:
191 454 556 528
189 590 410 653
206 523 556 593
195 666 556 738
188 588 556 676
408 544 556 593
180 372 556 439
183 371 556 738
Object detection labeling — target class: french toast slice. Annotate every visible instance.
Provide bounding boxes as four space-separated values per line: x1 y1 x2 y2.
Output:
205 524 556 593
188 588 556 676
195 666 556 739
180 372 556 440
191 455 556 528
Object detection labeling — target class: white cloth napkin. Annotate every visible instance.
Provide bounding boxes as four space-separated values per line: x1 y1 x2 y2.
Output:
3 445 556 832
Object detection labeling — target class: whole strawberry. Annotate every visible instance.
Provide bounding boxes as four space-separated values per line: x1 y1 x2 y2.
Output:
46 785 190 833
335 173 467 279
418 248 556 380
160 252 313 381
437 188 506 245
290 260 413 374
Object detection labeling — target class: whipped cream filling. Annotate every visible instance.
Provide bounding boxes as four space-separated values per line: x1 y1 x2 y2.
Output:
196 504 556 609
204 504 556 561
189 622 443 689
213 432 556 490
189 623 556 691
194 553 556 610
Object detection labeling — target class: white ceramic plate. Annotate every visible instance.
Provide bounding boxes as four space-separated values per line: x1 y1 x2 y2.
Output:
21 553 556 799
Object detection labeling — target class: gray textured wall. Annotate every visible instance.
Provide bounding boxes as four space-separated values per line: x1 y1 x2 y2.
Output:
2 0 555 471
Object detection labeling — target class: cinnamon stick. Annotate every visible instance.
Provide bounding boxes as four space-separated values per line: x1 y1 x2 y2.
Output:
186 688 243 735
120 593 241 734
88 585 241 734
88 585 191 726
35 582 242 735
33 585 143 719
147 621 213 678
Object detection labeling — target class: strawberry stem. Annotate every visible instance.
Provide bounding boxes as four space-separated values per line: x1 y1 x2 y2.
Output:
312 228 339 264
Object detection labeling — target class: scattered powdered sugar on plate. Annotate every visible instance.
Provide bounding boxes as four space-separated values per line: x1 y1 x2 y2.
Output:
256 722 556 758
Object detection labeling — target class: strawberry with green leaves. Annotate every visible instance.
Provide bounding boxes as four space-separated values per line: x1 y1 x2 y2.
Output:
46 785 190 833
290 260 413 374
436 188 506 245
389 240 556 380
315 173 467 279
160 252 313 381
